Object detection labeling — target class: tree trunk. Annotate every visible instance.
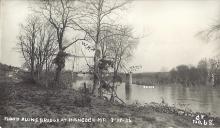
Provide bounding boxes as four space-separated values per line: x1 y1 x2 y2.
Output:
113 71 117 86
30 25 36 81
55 63 62 84
31 42 35 81
92 50 100 96
31 58 35 80
54 50 65 86
92 14 101 95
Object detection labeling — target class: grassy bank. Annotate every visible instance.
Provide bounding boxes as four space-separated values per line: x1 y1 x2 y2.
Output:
0 63 219 128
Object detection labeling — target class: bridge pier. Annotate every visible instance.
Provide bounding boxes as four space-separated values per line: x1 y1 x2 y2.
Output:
125 72 132 101
126 72 132 85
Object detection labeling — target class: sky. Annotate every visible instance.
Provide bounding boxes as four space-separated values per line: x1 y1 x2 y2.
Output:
1 0 220 72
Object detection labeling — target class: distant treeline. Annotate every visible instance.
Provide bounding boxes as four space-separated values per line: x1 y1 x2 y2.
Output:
132 68 207 86
132 72 171 85
132 58 220 86
170 65 208 86
170 58 220 86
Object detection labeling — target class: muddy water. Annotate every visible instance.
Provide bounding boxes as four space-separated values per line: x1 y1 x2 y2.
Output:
72 80 220 117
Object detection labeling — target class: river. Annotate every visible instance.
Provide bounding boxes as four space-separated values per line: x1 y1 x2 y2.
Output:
72 79 220 117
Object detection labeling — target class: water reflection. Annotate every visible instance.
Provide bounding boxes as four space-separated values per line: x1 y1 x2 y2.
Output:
125 83 131 101
72 80 220 117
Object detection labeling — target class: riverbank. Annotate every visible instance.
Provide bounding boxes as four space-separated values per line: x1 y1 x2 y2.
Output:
0 64 219 128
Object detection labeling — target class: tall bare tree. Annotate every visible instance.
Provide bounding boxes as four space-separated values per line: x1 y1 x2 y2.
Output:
72 0 131 95
37 0 86 84
18 15 41 80
18 15 57 82
102 25 137 84
34 23 57 81
101 25 138 102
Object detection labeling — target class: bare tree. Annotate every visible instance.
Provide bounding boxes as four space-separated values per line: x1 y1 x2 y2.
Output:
18 14 57 84
35 23 57 81
103 25 138 102
197 23 220 41
104 25 137 84
206 58 220 83
72 0 131 95
197 58 208 84
37 0 86 84
18 15 42 80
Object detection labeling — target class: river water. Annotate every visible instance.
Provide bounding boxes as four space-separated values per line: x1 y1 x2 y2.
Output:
72 80 220 117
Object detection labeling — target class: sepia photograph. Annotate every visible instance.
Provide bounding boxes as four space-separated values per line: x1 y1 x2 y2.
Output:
1 0 220 127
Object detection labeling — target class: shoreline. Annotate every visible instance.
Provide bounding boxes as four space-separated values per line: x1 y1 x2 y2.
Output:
1 64 220 128
1 80 220 128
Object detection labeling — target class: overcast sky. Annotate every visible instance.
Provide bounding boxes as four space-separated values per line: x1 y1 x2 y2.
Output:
1 0 220 72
